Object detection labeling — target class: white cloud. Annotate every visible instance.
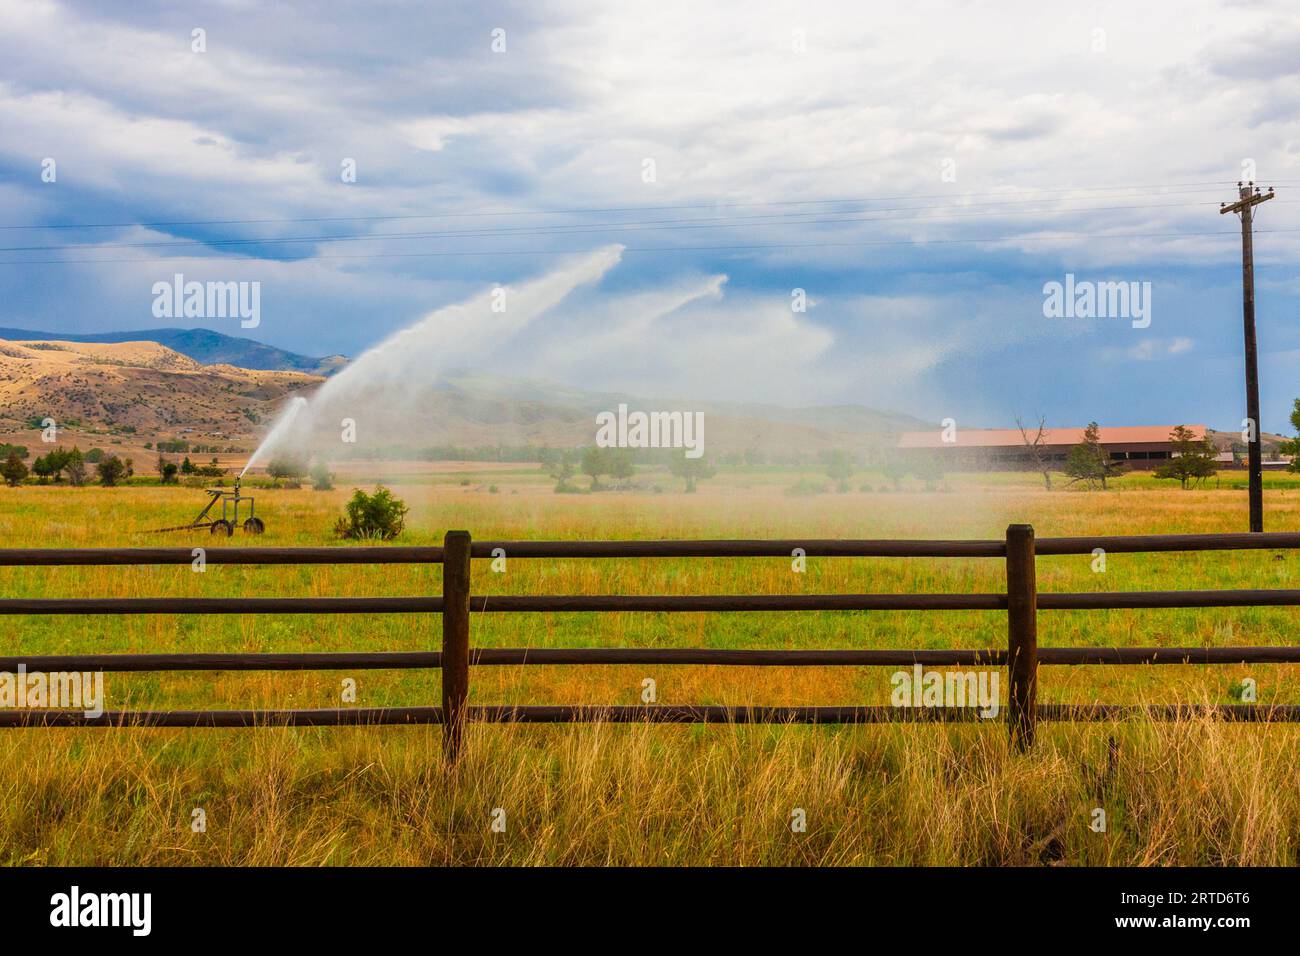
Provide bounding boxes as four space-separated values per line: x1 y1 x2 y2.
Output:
1108 336 1196 361
2 0 1299 425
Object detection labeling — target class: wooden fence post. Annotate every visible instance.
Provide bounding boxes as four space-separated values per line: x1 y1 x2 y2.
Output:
441 530 471 763
1005 524 1038 750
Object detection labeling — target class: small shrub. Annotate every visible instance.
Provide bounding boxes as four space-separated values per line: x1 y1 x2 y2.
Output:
784 478 827 497
96 455 128 487
310 462 334 491
268 456 307 481
333 487 408 540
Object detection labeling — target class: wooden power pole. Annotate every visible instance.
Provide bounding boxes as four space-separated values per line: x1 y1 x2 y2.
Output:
1221 181 1274 532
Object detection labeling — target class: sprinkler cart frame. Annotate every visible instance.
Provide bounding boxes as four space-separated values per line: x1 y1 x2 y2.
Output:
149 477 265 536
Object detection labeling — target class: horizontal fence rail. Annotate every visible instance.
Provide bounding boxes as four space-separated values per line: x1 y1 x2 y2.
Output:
3 530 1299 566
470 539 1010 558
6 704 1300 729
0 597 444 615
0 546 448 566
3 526 1300 756
6 645 1300 674
7 590 1300 616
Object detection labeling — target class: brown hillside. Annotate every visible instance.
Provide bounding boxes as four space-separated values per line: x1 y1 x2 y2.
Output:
0 338 321 443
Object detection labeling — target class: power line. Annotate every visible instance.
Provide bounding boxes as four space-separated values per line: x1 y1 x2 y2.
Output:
4 227 1294 266
1 196 1284 255
0 181 1239 232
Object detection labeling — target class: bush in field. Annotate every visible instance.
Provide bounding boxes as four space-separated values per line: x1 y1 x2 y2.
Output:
156 453 180 484
333 487 408 540
310 461 334 491
785 478 827 497
96 455 128 486
268 456 307 481
1 451 28 486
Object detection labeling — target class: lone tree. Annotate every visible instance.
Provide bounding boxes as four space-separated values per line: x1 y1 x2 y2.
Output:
1065 421 1121 489
63 447 86 486
580 446 608 490
544 449 577 492
668 449 715 493
607 448 635 485
1016 414 1053 491
824 450 854 493
1154 425 1218 489
2 451 28 487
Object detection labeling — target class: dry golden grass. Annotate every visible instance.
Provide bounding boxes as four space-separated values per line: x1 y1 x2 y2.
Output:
0 467 1298 865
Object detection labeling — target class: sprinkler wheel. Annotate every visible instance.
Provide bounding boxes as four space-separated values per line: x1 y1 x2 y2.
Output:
210 519 234 537
243 517 265 535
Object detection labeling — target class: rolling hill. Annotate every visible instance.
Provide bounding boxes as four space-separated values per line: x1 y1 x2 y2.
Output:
0 326 346 377
0 338 323 446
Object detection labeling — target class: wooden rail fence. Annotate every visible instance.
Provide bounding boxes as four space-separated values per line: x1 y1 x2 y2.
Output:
3 525 1300 759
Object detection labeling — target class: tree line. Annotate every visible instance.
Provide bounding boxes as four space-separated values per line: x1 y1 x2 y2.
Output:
1 446 136 487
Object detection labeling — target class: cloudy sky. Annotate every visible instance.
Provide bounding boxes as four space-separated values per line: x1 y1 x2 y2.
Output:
1 0 1298 430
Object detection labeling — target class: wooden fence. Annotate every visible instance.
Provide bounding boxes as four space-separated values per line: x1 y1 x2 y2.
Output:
3 524 1300 759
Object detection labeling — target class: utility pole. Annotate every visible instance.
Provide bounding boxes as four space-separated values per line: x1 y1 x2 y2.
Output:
1221 181 1274 533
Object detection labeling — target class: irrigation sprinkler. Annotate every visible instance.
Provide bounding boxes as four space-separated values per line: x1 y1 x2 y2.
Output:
149 476 265 536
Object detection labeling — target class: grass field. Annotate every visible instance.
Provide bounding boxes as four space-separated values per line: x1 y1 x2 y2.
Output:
1 465 1299 865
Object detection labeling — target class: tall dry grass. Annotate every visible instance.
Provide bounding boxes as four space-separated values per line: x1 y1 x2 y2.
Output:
1 717 1297 865
0 470 1297 864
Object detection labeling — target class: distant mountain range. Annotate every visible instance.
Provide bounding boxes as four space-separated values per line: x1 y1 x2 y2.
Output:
0 327 346 377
